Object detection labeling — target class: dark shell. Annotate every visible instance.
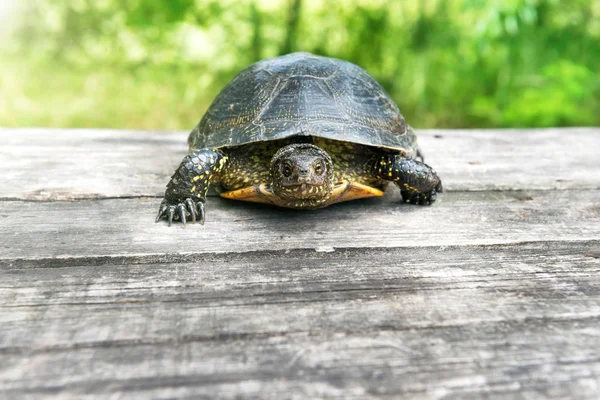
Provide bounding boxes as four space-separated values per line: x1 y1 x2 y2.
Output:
188 52 417 154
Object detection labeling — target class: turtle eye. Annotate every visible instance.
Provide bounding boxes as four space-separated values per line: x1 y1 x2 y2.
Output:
313 161 324 175
281 162 293 177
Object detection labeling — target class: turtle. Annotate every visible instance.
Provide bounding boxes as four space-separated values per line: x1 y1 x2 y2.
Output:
156 52 442 226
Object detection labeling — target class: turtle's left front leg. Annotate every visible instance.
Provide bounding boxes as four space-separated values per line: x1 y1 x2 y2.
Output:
156 148 228 226
373 154 443 205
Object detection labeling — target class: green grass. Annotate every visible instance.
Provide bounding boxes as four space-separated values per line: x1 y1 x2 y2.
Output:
0 60 218 130
4 56 597 131
2 0 599 130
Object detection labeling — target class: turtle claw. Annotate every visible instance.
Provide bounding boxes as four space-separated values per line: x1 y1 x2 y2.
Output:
401 188 438 206
177 204 187 227
196 201 206 225
155 201 169 223
156 198 206 227
185 198 197 223
167 207 175 226
399 176 443 206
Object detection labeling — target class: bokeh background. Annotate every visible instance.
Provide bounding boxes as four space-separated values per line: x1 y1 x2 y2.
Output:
0 0 599 130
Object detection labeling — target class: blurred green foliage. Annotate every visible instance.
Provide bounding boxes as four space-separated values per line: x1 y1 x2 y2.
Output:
0 0 599 129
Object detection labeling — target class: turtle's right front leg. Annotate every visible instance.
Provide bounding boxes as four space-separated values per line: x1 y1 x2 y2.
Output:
156 148 228 226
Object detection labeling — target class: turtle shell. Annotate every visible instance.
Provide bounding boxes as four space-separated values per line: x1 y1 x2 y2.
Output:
188 52 417 154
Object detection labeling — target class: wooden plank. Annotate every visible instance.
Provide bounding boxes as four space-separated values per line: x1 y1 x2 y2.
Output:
1 128 599 201
1 189 599 261
419 127 600 191
1 241 599 398
2 127 599 398
2 322 599 399
0 128 185 201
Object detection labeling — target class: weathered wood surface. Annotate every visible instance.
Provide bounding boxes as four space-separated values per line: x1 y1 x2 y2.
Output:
1 127 599 201
1 128 600 399
1 190 600 261
2 242 600 398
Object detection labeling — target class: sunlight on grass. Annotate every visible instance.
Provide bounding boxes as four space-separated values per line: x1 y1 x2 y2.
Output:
0 61 218 130
1 0 599 129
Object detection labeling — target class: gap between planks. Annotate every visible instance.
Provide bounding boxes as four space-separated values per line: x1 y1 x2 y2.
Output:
1 239 599 270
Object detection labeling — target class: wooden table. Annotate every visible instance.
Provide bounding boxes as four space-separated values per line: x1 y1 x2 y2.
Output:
1 128 599 399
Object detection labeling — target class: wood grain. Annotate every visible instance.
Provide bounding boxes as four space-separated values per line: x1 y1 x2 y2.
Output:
1 241 599 398
1 127 599 399
0 189 599 261
1 128 599 201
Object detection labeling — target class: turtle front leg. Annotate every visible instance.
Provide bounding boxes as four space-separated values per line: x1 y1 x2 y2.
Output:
374 154 443 205
156 148 228 226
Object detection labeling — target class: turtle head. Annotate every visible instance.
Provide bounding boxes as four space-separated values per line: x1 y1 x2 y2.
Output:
269 143 334 207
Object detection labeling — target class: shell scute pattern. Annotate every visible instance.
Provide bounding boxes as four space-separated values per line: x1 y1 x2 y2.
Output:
188 52 417 154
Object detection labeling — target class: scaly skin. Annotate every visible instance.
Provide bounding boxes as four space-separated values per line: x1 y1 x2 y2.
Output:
374 154 443 205
156 138 442 226
156 148 228 226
